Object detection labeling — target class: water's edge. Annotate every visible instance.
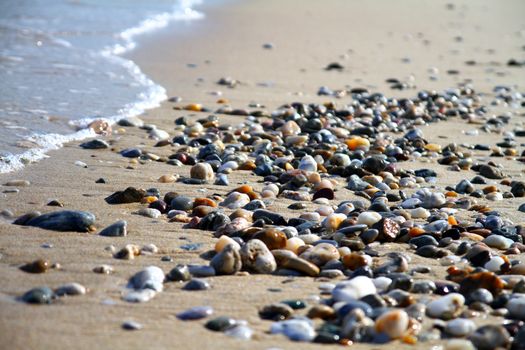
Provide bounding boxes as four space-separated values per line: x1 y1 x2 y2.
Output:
0 0 204 174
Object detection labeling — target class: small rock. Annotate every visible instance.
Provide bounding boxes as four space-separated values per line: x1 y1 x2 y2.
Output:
99 220 127 237
177 306 213 320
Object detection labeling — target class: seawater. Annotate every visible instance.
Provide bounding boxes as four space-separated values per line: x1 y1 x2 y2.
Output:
0 0 204 173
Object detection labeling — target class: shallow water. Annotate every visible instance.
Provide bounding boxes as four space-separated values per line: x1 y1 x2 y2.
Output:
0 0 203 173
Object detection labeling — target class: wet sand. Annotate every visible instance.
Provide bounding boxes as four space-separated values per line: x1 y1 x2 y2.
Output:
1 1 525 349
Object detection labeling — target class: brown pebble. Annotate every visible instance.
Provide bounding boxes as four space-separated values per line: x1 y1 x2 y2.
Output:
20 259 49 273
253 228 287 250
307 305 336 320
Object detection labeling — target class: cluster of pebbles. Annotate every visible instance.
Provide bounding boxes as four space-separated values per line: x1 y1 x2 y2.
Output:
7 84 525 349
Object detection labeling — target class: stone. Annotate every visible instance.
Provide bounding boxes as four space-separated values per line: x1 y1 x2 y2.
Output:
80 139 109 149
177 306 213 320
166 264 191 282
272 249 320 276
240 239 277 274
468 325 510 350
270 319 316 342
128 266 164 292
122 321 143 330
20 259 49 273
356 211 382 226
210 244 242 275
24 210 96 232
479 165 504 179
183 279 211 291
205 316 237 332
190 163 215 181
21 286 54 304
99 220 127 237
105 187 145 204
332 276 377 302
55 283 87 296
374 309 409 339
426 293 465 319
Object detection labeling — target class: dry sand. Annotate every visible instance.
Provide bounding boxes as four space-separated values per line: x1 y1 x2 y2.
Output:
1 0 525 349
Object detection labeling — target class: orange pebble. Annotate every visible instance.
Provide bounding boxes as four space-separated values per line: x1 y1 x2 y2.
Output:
141 196 158 204
193 197 217 208
233 185 253 194
445 191 458 197
448 216 458 225
216 98 229 104
345 137 370 150
409 227 426 237
184 103 202 111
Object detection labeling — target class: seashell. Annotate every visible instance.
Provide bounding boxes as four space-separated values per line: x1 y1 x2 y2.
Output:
55 282 87 296
426 293 465 319
99 220 127 237
177 306 214 320
332 276 377 302
240 239 277 274
374 309 409 339
128 266 164 292
210 244 242 275
272 250 320 277
190 162 215 181
24 210 96 232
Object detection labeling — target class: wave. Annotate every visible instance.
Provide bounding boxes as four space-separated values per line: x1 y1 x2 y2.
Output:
0 0 204 174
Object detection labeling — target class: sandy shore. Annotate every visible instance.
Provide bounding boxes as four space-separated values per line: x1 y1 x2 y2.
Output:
1 0 525 349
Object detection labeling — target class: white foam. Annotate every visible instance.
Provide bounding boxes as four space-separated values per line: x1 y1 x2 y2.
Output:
1 0 204 174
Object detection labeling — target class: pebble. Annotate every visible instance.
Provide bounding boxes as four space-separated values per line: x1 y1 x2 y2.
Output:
183 279 211 291
122 320 143 331
99 220 127 237
483 235 514 249
137 208 161 219
240 239 277 274
205 316 237 332
272 250 320 276
374 309 409 339
128 266 165 292
356 211 382 226
190 162 215 181
270 319 316 342
507 297 525 320
177 306 214 320
332 276 377 302
166 264 191 282
225 325 253 340
105 187 145 204
21 286 55 304
122 289 156 303
55 283 87 296
93 265 113 274
20 259 49 273
426 293 465 319
22 210 96 232
3 179 30 187
80 139 109 149
210 244 242 275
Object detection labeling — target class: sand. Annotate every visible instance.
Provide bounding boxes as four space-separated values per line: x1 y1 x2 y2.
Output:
1 0 524 349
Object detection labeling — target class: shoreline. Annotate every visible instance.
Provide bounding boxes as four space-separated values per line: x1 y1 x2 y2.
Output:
1 1 525 349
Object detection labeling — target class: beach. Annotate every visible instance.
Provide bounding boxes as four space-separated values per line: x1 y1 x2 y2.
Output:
1 0 525 349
